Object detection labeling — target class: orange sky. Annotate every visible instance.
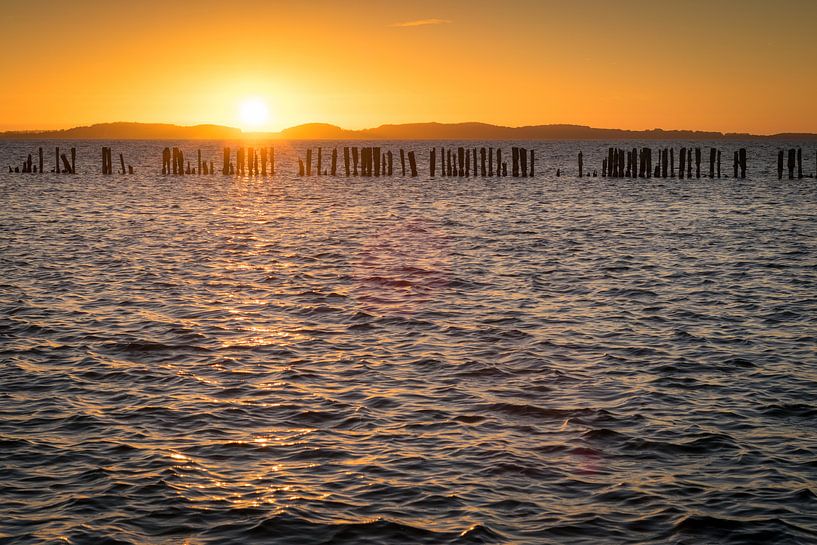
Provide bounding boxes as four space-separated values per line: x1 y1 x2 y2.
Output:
2 0 816 134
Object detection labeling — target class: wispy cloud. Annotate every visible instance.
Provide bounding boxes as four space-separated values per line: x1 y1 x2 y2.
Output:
389 18 452 28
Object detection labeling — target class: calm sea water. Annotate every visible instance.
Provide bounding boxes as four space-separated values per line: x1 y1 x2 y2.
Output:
1 140 816 544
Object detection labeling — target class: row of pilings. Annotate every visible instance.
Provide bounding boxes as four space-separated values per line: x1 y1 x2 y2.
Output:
297 146 418 177
596 147 747 179
8 145 817 179
7 147 76 174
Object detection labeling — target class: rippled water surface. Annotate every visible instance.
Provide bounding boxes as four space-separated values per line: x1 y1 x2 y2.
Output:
2 140 817 544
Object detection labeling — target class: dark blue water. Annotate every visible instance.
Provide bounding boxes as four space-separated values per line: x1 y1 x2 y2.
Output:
1 140 816 544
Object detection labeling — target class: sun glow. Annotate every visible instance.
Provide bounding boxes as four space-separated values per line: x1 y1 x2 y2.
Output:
238 98 270 130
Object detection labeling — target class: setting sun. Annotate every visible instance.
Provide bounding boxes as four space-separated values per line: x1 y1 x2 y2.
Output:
238 98 270 130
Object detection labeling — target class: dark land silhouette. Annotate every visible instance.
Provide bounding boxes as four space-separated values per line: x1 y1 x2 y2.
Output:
3 122 817 141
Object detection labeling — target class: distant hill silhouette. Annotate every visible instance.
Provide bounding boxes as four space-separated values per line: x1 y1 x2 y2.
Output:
3 121 817 141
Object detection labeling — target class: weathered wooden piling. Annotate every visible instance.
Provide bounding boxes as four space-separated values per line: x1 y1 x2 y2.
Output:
519 147 528 177
530 149 535 177
447 149 453 176
578 151 583 177
679 148 686 179
797 148 803 179
717 151 721 178
431 148 437 177
70 148 76 174
222 148 229 175
119 153 126 174
778 150 785 180
661 149 668 178
344 147 350 176
465 148 471 177
457 147 464 177
709 148 716 179
387 150 393 175
512 147 520 177
352 147 359 175
38 148 43 174
496 149 502 177
298 159 304 176
488 147 494 176
306 148 313 176
479 148 486 177
55 147 60 174
670 149 675 177
331 148 337 176
739 148 747 179
373 147 381 176
261 148 268 176
787 149 796 179
695 148 701 178
602 158 608 177
408 151 418 177
440 147 446 176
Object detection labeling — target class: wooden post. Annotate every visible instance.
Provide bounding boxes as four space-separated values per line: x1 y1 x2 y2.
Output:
352 147 359 175
70 148 76 174
306 148 312 176
197 149 202 175
465 147 471 176
431 148 437 177
788 149 795 180
298 159 304 176
222 148 229 175
778 150 784 180
387 150 393 175
578 151 583 177
38 148 43 174
119 153 125 174
679 148 686 179
457 147 465 177
519 147 527 177
695 148 701 178
440 147 446 176
797 148 803 179
400 149 406 176
408 151 418 177
373 147 381 176
448 149 453 176
511 147 519 177
270 147 275 175
331 148 337 176
739 148 746 179
488 147 494 176
717 150 721 178
661 149 668 178
317 147 322 176
344 147 350 176
261 148 268 176
670 148 675 177
496 149 501 177
102 147 107 174
502 162 507 176
709 148 716 179
61 154 72 174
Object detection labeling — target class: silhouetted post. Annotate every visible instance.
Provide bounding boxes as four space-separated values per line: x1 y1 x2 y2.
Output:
739 148 746 179
602 158 607 177
670 148 675 177
119 153 126 174
222 148 229 175
778 150 784 180
101 147 106 174
519 147 527 177
70 148 76 174
38 148 43 174
373 147 381 176
315 147 322 177
479 147 486 176
797 148 803 179
61 154 72 174
331 148 337 176
465 148 471 176
408 151 418 177
343 147 350 176
488 147 494 176
261 148 268 175
637 149 644 177
473 149 478 176
128 165 134 174
788 149 796 179
709 148 716 179
306 148 312 176
400 149 406 176
496 149 501 177
530 149 535 177
502 162 507 176
619 149 625 178
694 148 700 178
626 149 632 177
387 150 393 175
447 149 453 176
197 149 202 175
679 148 686 179
662 149 668 178
578 151 583 177
298 159 304 176
236 148 244 175
352 147 359 175
456 147 464 177
511 147 519 177
607 148 614 177
210 161 214 175
440 147 446 176
646 148 653 178
431 148 437 176
717 150 721 178
686 150 691 179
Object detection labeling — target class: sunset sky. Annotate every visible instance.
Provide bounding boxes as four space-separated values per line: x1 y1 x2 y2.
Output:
2 0 816 134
